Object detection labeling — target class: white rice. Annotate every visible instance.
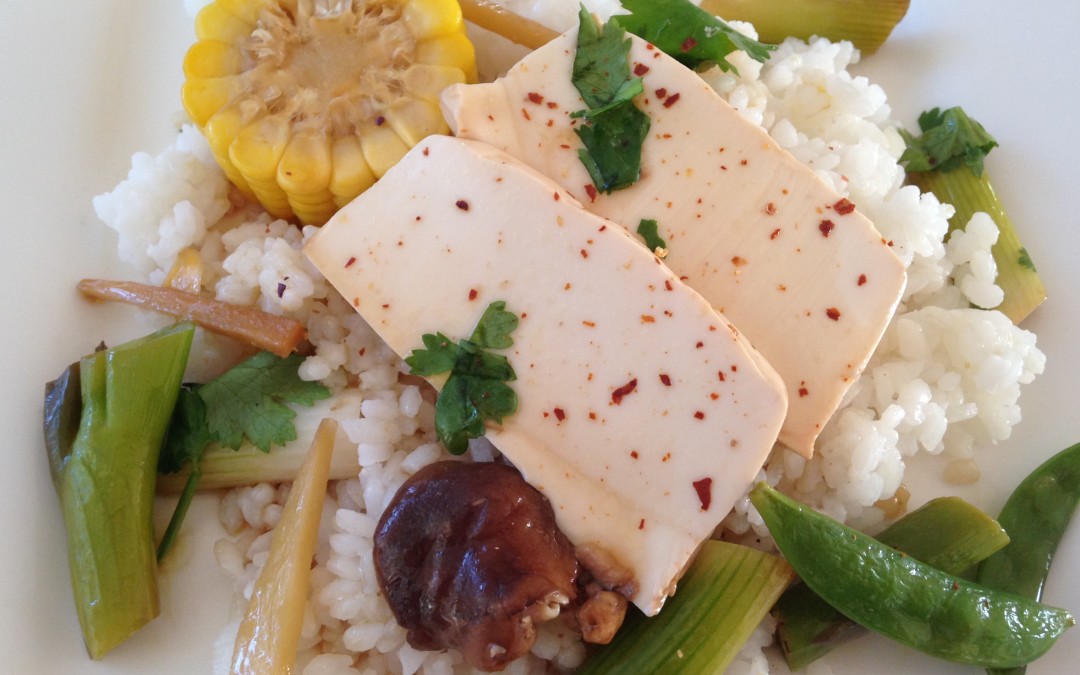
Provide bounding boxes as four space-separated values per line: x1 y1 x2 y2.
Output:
91 1 1045 673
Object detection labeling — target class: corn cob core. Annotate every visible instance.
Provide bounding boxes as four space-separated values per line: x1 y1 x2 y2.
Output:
183 0 476 225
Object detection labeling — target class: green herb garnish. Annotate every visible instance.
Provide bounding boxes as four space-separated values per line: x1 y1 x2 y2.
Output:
571 7 650 193
1018 247 1037 272
900 106 998 176
406 301 519 455
156 351 331 559
615 0 775 73
636 218 667 254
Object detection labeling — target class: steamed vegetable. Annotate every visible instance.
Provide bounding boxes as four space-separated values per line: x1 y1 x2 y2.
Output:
577 541 794 674
901 107 1046 322
458 0 558 49
405 300 518 454
78 278 305 357
698 0 909 54
231 418 338 674
776 496 1010 670
44 322 194 659
752 483 1074 668
977 442 1080 675
182 0 477 224
156 351 331 560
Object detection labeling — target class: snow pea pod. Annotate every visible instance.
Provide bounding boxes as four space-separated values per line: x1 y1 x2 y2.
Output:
750 483 1075 669
977 441 1080 675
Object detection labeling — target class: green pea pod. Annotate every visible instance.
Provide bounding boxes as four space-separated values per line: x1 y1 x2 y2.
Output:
977 442 1080 675
750 483 1075 669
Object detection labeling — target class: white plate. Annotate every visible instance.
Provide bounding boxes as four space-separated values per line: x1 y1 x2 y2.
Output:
2 1 1077 673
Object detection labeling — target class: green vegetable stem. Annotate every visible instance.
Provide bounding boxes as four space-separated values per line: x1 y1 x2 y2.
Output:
698 0 909 55
776 496 1010 670
577 541 794 674
751 483 1074 669
44 322 194 659
977 442 1080 675
901 107 1046 323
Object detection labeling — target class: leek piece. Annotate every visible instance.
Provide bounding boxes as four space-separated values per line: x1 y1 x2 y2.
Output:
909 168 1046 323
776 496 1010 671
699 0 909 54
45 322 194 659
577 541 794 674
231 419 338 674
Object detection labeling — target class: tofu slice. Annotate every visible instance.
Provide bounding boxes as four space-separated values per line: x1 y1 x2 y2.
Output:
441 29 907 456
304 136 787 614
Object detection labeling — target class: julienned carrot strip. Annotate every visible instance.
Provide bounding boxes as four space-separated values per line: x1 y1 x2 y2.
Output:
77 279 305 358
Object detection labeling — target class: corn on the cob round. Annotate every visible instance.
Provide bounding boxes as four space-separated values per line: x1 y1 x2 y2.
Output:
182 0 476 225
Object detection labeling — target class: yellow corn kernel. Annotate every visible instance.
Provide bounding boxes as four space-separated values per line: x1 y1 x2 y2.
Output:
183 40 245 79
416 32 477 82
181 76 241 127
216 0 268 24
230 115 293 219
204 104 256 199
277 131 332 196
359 121 411 178
195 1 256 43
403 64 467 103
402 0 464 41
329 137 376 208
385 98 448 147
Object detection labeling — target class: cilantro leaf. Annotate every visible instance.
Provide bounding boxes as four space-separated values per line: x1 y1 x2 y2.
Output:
198 351 332 452
405 332 460 376
571 8 651 194
899 107 999 176
406 301 519 455
575 103 651 193
636 218 668 253
470 300 519 349
614 0 775 73
158 386 209 474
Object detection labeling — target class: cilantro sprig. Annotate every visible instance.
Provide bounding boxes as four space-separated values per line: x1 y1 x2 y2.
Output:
636 218 668 255
899 107 999 176
156 351 330 559
614 0 776 73
406 301 519 455
571 7 651 193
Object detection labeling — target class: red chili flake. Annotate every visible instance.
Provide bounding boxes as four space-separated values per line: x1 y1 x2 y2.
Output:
720 165 728 171
344 256 357 268
375 115 385 126
765 202 777 215
468 288 478 300
584 184 598 202
611 378 638 405
580 249 589 259
858 274 868 286
655 87 668 98
664 279 673 291
641 315 656 323
582 320 595 328
358 347 366 356
560 143 571 149
630 450 639 459
633 63 650 76
527 92 544 104
740 159 748 166
276 282 286 298
553 192 560 201
731 255 747 267
422 146 430 156
589 412 597 420
639 519 646 530
553 407 566 421
661 452 671 462
693 411 705 420
731 365 738 372
819 219 835 237
646 43 656 50
662 92 681 108
693 477 713 511
598 225 607 232
381 303 390 309
834 198 856 215
952 581 960 591
352 297 360 307
770 228 781 240
659 373 672 386
455 199 469 211
798 387 809 398
710 392 719 400
826 307 842 321
680 36 698 52
547 101 558 109
695 341 704 349
546 119 554 128
521 108 531 121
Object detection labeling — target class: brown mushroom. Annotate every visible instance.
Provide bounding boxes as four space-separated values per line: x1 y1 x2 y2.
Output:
373 460 579 671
